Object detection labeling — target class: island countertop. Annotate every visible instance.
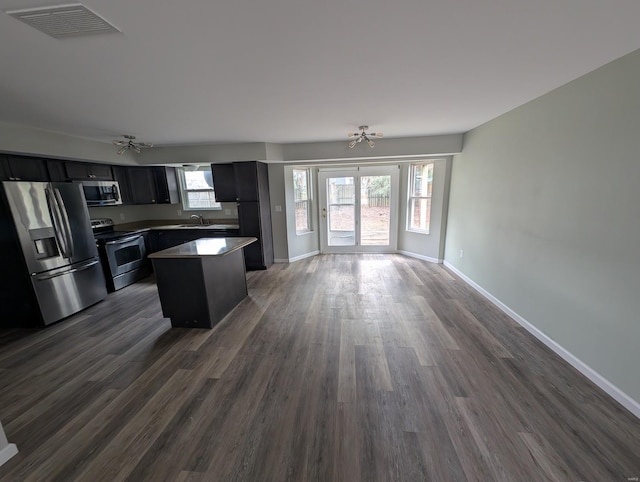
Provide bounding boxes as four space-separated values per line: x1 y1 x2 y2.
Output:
148 237 257 259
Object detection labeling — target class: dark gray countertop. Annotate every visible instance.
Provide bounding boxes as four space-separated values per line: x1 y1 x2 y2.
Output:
113 220 239 232
148 237 256 258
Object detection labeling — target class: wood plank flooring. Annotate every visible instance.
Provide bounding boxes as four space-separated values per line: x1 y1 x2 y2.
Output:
1 254 639 481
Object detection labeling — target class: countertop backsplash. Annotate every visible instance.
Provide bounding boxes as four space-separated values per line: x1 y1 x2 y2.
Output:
88 202 239 226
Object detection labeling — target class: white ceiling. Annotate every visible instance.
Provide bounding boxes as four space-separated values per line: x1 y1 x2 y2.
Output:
1 0 640 146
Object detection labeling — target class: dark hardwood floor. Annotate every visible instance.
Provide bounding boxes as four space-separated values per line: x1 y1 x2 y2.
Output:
0 254 639 481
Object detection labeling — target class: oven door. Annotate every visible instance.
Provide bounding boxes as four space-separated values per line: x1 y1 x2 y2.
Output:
104 234 146 278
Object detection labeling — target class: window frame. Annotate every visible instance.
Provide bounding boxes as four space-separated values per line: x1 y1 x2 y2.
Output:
407 162 434 234
293 167 312 235
177 166 222 211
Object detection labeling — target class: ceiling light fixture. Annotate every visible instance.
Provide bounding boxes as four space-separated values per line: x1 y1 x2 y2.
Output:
112 135 153 155
348 125 383 148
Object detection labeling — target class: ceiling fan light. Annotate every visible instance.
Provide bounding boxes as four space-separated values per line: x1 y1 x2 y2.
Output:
347 125 381 148
117 146 126 155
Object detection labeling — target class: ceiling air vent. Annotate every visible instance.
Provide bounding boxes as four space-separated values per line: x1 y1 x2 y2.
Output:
6 4 120 38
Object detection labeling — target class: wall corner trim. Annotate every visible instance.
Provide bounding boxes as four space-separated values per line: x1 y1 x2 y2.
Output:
398 250 442 264
442 261 640 420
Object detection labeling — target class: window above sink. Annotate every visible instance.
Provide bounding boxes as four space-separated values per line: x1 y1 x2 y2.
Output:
177 166 221 211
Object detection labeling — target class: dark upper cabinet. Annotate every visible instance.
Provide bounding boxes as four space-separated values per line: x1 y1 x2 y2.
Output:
64 161 113 181
46 159 67 182
234 161 273 270
127 167 158 204
117 166 180 205
210 163 237 202
112 165 134 204
153 167 180 204
0 155 50 181
233 161 265 202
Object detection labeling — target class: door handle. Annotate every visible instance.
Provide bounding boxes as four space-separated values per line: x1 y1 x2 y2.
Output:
35 259 100 281
105 235 143 245
53 188 75 259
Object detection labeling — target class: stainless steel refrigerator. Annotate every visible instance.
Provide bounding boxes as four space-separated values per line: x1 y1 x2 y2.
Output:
0 181 107 327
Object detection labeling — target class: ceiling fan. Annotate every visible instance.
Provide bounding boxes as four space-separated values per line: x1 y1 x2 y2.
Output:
112 134 153 155
348 125 383 148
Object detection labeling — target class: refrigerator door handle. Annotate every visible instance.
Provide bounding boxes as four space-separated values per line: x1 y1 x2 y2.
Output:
53 187 75 259
45 187 70 258
34 259 100 281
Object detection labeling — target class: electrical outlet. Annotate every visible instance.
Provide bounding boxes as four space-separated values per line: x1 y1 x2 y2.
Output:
177 209 182 216
119 213 125 220
224 209 231 215
459 249 464 258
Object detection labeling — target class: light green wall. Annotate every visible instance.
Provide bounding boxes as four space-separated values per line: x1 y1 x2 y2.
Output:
282 165 319 260
445 49 640 404
282 134 462 162
137 142 269 165
397 157 452 261
268 163 291 261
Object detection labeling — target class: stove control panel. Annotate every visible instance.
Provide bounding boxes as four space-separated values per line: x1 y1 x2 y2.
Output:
91 218 114 230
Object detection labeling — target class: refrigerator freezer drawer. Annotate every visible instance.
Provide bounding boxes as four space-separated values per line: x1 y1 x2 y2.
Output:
31 259 107 325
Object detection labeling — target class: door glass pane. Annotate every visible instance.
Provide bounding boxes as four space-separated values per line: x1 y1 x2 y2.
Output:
327 177 355 246
361 175 391 246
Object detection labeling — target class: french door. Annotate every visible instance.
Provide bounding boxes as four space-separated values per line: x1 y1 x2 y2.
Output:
318 165 399 253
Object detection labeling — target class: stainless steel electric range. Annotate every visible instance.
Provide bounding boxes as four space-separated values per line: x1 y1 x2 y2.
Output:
91 218 152 292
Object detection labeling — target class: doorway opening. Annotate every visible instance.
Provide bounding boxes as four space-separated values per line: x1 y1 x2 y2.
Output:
318 165 399 253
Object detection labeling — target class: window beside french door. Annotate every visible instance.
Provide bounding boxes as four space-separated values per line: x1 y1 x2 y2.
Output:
318 166 399 253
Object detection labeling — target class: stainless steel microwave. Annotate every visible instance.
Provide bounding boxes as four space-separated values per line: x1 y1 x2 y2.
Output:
80 180 122 206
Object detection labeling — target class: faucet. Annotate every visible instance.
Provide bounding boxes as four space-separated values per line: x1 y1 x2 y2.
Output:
190 214 204 225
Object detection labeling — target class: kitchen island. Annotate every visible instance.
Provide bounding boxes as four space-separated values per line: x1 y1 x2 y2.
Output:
148 237 257 329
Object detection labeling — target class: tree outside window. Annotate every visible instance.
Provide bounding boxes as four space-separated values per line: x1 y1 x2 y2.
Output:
408 163 433 233
293 168 311 233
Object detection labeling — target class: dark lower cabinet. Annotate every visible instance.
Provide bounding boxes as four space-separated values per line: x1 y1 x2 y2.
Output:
211 161 273 269
238 201 273 270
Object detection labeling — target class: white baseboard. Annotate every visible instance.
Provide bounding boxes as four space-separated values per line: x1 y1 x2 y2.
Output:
398 250 442 264
0 443 18 467
288 250 320 263
443 261 640 420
